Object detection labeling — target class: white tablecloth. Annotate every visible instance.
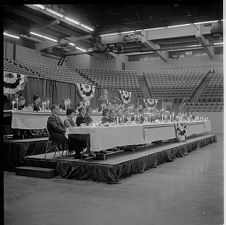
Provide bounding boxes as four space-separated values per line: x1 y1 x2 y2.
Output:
4 110 102 129
66 124 146 152
66 121 211 152
186 121 211 136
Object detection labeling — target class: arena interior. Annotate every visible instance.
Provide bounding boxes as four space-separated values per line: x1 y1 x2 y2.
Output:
3 3 224 225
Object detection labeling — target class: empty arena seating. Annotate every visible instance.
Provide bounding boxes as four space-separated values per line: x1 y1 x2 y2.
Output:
184 67 223 112
143 68 209 99
4 58 91 84
76 68 143 97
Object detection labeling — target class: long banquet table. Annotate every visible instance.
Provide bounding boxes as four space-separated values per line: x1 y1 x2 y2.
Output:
4 110 102 129
65 120 211 152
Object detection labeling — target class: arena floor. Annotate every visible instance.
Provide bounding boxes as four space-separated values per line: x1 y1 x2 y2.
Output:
4 134 223 225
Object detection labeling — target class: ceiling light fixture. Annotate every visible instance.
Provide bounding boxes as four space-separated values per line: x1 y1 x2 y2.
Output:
194 20 219 25
3 32 20 39
30 32 58 42
167 23 191 28
76 46 86 52
46 8 64 18
186 44 202 47
80 24 94 31
68 42 75 46
213 42 223 45
100 33 120 37
33 4 45 10
64 16 80 25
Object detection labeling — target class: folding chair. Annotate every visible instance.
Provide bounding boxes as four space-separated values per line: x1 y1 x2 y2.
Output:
44 129 64 159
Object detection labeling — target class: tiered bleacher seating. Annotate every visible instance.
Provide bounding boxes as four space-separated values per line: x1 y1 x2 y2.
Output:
76 68 143 97
184 67 223 112
4 58 92 84
184 101 223 112
4 58 34 76
143 68 209 99
199 68 223 101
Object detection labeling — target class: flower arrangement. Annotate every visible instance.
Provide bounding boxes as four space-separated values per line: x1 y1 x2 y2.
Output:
143 98 158 108
119 90 131 104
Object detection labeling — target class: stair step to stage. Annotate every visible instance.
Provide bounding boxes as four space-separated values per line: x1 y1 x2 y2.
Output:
15 166 55 179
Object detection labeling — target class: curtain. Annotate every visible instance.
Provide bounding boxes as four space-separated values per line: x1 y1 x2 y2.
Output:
21 77 82 108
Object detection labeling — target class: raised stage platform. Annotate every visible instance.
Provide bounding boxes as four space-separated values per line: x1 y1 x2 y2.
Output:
24 133 217 184
3 137 48 171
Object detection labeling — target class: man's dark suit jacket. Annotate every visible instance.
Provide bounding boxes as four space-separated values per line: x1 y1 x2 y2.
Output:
47 114 66 137
76 113 88 126
101 116 110 124
33 103 40 111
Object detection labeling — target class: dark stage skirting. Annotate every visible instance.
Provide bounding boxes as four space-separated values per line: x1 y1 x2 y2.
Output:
25 134 217 184
3 138 47 171
56 135 216 183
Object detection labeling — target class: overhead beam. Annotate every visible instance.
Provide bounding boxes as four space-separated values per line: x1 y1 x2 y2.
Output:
141 33 168 62
100 22 215 45
6 6 45 24
25 5 92 34
31 19 60 31
50 24 82 38
36 39 69 50
195 24 214 59
65 35 92 42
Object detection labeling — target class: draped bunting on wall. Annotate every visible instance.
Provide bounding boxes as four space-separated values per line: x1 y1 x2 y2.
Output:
174 122 187 139
143 99 158 108
119 90 132 104
17 76 138 110
76 83 96 105
4 71 28 96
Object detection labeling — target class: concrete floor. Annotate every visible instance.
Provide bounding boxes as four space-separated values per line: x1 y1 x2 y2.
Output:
4 135 223 225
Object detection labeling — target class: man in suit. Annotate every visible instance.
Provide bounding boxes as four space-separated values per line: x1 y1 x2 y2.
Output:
100 108 110 124
33 94 41 111
75 106 93 158
47 104 67 150
76 106 88 126
108 109 116 123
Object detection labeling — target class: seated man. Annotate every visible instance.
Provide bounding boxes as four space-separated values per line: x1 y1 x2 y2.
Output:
47 104 67 150
33 94 41 111
131 108 139 122
18 96 26 110
100 108 110 124
85 106 93 125
64 108 76 128
76 106 88 126
123 108 130 123
108 109 116 123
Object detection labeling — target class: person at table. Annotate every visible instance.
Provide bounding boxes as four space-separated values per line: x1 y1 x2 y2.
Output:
64 108 76 128
76 106 88 126
123 108 130 123
139 108 145 123
59 99 66 110
116 108 124 123
108 109 117 123
33 94 41 111
85 106 93 125
131 108 139 122
18 96 26 110
98 89 108 111
47 104 67 150
100 108 110 124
